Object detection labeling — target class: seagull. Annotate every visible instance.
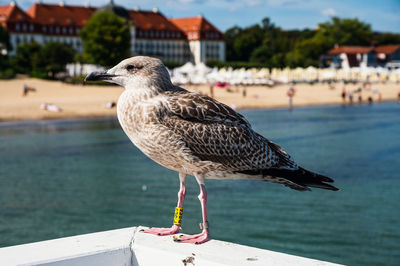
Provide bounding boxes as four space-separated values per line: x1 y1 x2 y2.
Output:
85 56 338 244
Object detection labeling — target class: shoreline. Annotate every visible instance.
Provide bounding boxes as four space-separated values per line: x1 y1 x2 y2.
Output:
1 100 397 124
1 77 399 122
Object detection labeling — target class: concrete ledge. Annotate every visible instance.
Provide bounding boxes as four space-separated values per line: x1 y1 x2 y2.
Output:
0 226 341 266
0 227 136 266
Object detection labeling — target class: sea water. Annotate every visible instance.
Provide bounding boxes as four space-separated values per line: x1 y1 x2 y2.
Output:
0 102 399 265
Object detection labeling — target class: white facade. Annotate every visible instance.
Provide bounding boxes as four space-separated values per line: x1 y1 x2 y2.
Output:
134 39 191 62
189 40 225 64
9 33 83 54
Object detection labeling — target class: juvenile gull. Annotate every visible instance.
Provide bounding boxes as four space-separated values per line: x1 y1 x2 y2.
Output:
85 56 338 244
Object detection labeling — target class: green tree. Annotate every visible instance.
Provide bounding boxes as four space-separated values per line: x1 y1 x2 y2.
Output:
0 25 10 70
224 26 242 61
233 25 264 61
373 32 400 45
80 11 131 67
249 45 272 64
0 26 15 79
314 17 372 47
12 42 42 74
286 38 330 67
33 42 75 78
0 25 11 52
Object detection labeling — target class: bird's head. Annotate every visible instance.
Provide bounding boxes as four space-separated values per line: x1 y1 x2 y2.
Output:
85 56 172 90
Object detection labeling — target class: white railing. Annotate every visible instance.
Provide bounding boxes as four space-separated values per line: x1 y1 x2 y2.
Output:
0 226 342 266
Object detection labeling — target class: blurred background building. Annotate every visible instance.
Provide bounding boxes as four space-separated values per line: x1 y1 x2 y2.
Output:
320 44 400 69
0 0 226 63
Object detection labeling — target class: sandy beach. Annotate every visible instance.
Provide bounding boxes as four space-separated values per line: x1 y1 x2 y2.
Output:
0 77 399 121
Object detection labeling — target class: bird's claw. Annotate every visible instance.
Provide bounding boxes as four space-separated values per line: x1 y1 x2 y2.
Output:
141 225 180 236
173 230 209 244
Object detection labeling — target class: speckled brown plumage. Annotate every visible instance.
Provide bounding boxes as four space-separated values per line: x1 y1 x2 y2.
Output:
89 56 338 191
85 56 338 244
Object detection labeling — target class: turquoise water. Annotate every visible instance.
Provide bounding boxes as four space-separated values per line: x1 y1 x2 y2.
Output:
1 102 400 265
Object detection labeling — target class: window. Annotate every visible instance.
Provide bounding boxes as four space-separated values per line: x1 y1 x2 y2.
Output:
22 24 27 31
29 24 34 32
69 28 73 34
15 23 20 31
56 27 60 34
42 26 47 32
62 27 66 34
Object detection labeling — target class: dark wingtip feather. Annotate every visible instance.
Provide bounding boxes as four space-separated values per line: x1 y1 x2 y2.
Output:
289 167 339 191
238 167 339 191
308 182 339 191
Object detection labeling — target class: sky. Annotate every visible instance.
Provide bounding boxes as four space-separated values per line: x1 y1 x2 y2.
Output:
4 0 400 33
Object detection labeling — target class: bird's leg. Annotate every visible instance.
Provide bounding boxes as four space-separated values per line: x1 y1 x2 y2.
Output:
141 173 186 236
174 175 209 244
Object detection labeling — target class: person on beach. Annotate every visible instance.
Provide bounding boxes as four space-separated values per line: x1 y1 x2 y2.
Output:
105 102 116 109
209 84 214 98
40 103 62 112
287 84 296 111
397 89 400 103
341 86 347 105
242 86 247 98
348 92 354 105
22 84 36 97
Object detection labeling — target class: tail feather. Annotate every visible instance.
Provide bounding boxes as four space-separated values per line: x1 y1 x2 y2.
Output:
238 167 339 191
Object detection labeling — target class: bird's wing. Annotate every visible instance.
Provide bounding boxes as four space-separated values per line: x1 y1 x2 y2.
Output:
161 92 297 170
163 91 251 128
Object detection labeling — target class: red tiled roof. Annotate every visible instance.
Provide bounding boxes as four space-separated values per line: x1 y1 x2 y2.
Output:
374 45 400 54
0 5 12 28
26 3 96 27
129 10 181 32
1 3 224 41
0 4 32 28
328 46 374 55
170 16 224 41
0 5 13 20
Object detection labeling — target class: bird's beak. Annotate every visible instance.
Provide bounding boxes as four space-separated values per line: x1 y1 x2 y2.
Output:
84 71 117 82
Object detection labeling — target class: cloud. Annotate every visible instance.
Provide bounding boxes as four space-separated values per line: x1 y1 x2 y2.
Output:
321 8 336 17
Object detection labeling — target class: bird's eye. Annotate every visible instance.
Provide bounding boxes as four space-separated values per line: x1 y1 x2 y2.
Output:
126 65 136 71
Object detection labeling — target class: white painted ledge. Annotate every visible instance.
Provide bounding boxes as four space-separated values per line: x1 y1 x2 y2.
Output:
0 226 342 266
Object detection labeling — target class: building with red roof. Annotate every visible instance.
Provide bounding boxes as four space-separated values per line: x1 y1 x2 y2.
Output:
326 46 376 68
170 16 225 64
321 45 400 68
0 1 225 64
374 45 400 68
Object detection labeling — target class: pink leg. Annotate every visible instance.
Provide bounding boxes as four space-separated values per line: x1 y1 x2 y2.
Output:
141 173 186 236
174 182 210 244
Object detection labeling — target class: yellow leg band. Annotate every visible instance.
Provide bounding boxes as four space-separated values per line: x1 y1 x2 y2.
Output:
173 207 183 226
